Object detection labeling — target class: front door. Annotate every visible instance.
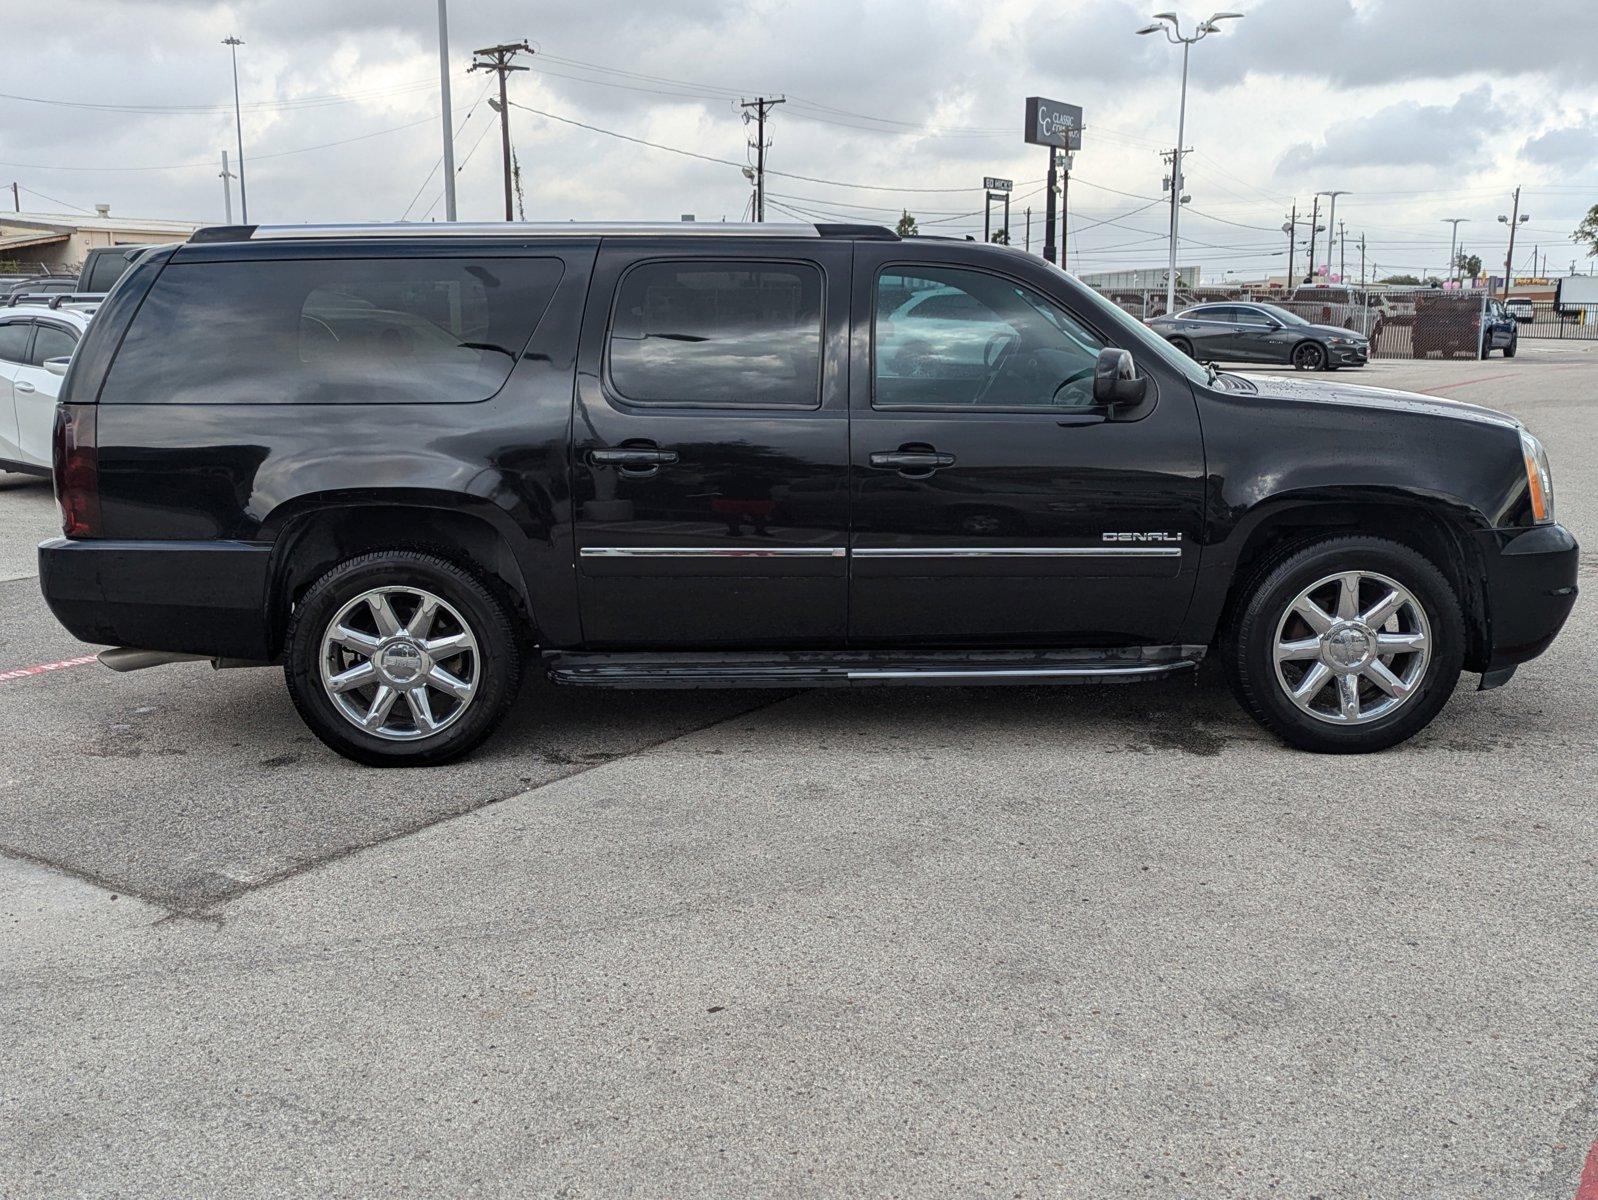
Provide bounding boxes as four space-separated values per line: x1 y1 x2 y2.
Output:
571 240 852 647
848 247 1206 648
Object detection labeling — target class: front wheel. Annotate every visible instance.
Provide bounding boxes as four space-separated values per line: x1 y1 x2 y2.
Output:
1504 335 1517 358
1222 536 1464 753
284 551 523 766
1292 341 1327 371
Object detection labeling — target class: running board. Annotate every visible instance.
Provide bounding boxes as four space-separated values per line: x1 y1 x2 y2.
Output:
544 647 1205 689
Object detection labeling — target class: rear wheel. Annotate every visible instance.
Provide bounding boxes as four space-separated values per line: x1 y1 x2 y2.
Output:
1292 341 1327 371
284 551 522 766
1169 336 1195 359
1222 536 1464 753
1504 333 1517 358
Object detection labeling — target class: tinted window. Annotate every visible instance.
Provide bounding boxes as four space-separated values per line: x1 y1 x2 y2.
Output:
607 261 822 408
30 324 76 365
1234 307 1274 327
874 266 1104 409
0 321 29 364
102 256 564 405
86 252 132 294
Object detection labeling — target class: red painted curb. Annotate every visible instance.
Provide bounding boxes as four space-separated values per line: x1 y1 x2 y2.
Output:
1575 1138 1598 1200
0 655 100 683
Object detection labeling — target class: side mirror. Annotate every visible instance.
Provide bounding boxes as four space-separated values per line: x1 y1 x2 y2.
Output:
43 357 71 377
1093 347 1148 407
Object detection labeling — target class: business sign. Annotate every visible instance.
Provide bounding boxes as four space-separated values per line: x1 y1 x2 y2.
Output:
1025 97 1083 151
983 176 1013 193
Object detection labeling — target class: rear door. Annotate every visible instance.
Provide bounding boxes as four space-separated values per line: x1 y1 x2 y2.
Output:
848 244 1206 648
1185 305 1243 360
570 238 852 648
15 319 77 465
0 319 31 462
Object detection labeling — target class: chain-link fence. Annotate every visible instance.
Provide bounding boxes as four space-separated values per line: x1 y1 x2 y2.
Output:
1090 284 1493 360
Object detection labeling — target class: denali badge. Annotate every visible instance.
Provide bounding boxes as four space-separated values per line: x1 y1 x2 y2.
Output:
1102 532 1181 543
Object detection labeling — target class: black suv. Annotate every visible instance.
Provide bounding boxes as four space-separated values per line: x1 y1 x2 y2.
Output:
39 222 1577 765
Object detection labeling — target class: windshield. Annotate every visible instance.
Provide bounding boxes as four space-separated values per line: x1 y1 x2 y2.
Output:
1253 303 1308 325
1050 266 1212 387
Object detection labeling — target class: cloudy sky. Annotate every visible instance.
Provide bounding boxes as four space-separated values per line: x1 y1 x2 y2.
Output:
3 0 1595 283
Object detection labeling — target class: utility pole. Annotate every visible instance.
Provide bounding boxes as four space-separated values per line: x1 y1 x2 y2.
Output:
1498 186 1527 298
10 181 18 213
1338 219 1346 282
1359 233 1367 287
1060 154 1072 269
219 151 236 223
436 0 457 221
740 96 784 221
1042 147 1058 264
1024 207 1031 253
471 41 533 222
1162 147 1188 303
1306 194 1320 282
222 36 248 222
1284 200 1297 289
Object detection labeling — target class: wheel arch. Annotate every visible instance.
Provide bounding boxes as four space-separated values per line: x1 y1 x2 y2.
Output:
1201 492 1492 671
263 493 545 658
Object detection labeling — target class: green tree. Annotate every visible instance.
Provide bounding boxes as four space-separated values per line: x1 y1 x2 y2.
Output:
990 228 1010 245
1380 273 1421 285
1456 253 1482 281
1573 203 1598 257
895 209 918 238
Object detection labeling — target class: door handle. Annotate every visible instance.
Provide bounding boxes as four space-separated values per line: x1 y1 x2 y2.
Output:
590 447 679 467
589 446 679 478
14 382 35 394
869 450 956 472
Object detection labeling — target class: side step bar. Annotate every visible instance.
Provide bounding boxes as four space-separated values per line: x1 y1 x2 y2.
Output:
544 647 1205 689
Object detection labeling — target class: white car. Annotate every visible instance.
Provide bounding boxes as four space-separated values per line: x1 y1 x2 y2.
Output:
0 305 93 474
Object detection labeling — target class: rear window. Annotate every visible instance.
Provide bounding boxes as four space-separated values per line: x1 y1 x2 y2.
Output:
0 321 28 364
101 256 564 405
85 252 133 294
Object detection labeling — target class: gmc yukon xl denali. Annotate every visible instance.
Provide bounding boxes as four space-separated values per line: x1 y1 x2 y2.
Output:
39 222 1577 765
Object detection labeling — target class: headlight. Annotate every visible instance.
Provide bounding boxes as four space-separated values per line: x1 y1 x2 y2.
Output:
1519 429 1555 524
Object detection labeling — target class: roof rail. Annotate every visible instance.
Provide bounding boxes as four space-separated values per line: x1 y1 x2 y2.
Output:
188 220 898 243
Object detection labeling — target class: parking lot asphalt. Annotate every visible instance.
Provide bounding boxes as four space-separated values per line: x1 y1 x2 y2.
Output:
2 346 1594 1197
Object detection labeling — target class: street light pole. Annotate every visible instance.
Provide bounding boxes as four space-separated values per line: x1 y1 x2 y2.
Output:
1441 218 1469 281
222 36 248 222
1138 11 1243 315
1316 190 1347 281
436 0 457 221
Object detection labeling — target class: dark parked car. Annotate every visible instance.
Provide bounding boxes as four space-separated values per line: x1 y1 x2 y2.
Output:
1149 301 1369 370
1481 298 1519 358
76 243 160 296
39 222 1576 764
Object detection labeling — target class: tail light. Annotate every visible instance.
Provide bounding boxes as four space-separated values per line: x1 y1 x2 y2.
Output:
53 403 101 538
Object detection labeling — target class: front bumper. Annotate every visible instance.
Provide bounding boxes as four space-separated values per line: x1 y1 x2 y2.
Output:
1474 523 1579 672
39 537 275 661
1329 343 1369 366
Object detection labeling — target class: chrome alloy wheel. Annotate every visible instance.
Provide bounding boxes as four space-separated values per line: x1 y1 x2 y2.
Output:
1272 570 1432 725
318 586 480 741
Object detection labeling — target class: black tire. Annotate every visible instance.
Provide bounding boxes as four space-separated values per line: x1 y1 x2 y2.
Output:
1481 333 1493 359
1292 341 1327 371
1221 535 1465 753
283 550 522 767
1169 336 1195 359
1504 334 1517 358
